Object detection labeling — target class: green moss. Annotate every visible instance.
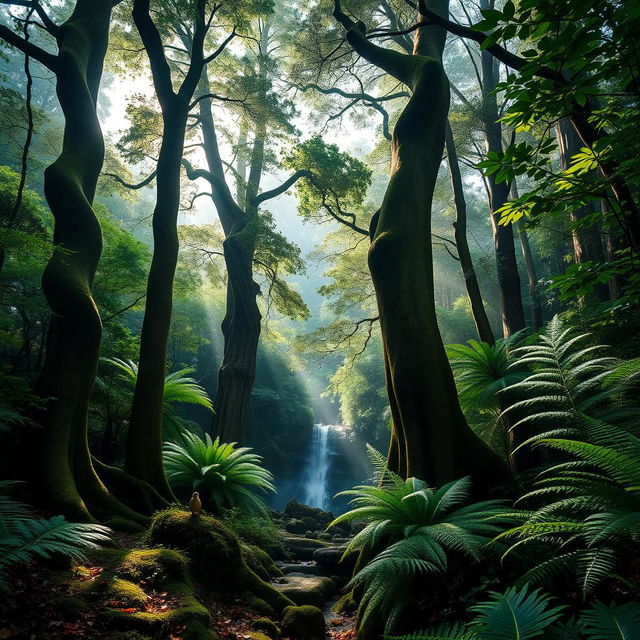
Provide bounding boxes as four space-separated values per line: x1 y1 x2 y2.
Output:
285 519 306 534
104 632 152 640
101 580 210 633
245 596 276 617
145 509 243 585
275 574 335 608
243 544 283 579
117 548 189 585
102 517 146 533
248 632 272 640
105 579 148 608
253 617 279 639
182 620 219 640
281 605 325 640
333 591 357 615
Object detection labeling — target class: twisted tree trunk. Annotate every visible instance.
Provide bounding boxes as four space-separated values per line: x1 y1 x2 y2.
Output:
335 0 508 489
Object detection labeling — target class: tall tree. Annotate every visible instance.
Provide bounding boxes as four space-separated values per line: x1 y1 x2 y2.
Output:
125 0 233 496
332 0 507 488
0 0 149 523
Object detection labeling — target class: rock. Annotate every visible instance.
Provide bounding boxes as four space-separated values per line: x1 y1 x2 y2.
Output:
145 508 293 615
282 535 329 561
281 605 326 640
274 574 336 608
304 530 317 539
246 596 276 617
284 499 333 528
285 519 307 534
313 547 356 576
276 562 330 576
253 617 280 639
301 516 319 531
318 532 332 541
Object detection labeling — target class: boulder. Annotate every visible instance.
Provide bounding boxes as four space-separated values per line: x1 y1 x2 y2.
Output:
313 546 356 576
285 519 307 534
274 573 336 608
281 605 326 640
282 535 329 561
253 617 280 639
284 499 333 528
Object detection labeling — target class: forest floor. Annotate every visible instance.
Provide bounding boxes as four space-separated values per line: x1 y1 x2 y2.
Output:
0 524 356 640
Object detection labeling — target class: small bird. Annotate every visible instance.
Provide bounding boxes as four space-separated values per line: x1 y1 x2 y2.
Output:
189 491 202 516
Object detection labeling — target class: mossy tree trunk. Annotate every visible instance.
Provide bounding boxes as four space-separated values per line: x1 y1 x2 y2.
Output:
125 0 209 497
445 122 495 346
334 0 508 489
0 0 148 523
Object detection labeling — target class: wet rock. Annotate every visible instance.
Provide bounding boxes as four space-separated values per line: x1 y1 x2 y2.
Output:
284 499 333 529
285 519 307 534
281 605 326 640
274 574 336 608
312 547 356 576
282 535 329 561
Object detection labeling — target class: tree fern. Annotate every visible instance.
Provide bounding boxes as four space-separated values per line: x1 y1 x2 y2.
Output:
163 429 275 514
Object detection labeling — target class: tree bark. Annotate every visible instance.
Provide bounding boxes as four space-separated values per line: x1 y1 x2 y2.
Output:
556 118 609 302
26 0 145 523
445 121 495 345
479 16 525 337
126 0 207 496
334 0 509 490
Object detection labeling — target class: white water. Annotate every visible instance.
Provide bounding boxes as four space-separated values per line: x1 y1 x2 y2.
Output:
303 424 333 510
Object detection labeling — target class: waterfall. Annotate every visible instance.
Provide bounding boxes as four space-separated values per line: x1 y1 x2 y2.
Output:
303 424 332 510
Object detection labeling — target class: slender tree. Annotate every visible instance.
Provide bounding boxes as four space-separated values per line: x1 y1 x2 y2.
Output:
125 0 233 495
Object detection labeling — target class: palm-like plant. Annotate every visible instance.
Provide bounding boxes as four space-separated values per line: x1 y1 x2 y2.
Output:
163 429 275 514
499 430 640 595
101 358 213 439
331 466 512 637
446 332 527 464
0 481 111 590
388 586 640 640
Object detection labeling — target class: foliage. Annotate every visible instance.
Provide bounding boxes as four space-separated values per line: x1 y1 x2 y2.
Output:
219 507 285 558
388 585 640 639
331 467 512 635
163 430 276 514
0 481 111 590
101 358 212 440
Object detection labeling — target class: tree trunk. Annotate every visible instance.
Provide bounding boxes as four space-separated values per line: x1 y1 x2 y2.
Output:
556 118 609 301
335 0 509 490
516 224 543 331
480 31 525 337
125 101 188 497
445 121 495 345
34 0 145 524
126 0 207 495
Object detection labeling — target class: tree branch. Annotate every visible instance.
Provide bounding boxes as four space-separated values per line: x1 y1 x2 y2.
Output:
0 23 56 70
102 170 157 189
254 170 313 205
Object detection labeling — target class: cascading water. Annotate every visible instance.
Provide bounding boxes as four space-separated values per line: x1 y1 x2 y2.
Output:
303 424 333 510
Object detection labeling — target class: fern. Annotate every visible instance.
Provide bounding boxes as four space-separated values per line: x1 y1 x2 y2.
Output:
163 429 275 514
333 475 513 636
580 601 640 640
0 483 111 590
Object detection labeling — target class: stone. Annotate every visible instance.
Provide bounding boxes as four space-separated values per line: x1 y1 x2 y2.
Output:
281 605 326 640
312 547 356 576
285 519 307 534
274 574 336 608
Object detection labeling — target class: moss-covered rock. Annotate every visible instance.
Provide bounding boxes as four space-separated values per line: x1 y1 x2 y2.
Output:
104 578 149 608
284 500 333 529
304 530 317 539
281 605 325 640
146 509 294 614
116 548 189 586
274 574 336 607
245 596 276 617
285 519 306 534
242 544 283 580
301 516 319 531
333 591 357 615
145 509 242 584
253 617 280 639
248 632 272 640
318 533 332 541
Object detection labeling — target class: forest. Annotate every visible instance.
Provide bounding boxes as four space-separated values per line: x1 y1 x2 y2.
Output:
1 0 640 638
